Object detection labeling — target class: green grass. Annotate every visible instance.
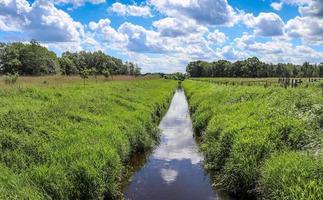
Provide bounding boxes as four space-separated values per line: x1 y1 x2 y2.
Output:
260 152 322 200
183 80 322 199
0 79 177 199
192 77 323 87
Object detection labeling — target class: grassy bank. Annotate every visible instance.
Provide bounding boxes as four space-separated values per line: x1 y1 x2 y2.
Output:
0 79 177 199
192 77 322 87
183 80 322 199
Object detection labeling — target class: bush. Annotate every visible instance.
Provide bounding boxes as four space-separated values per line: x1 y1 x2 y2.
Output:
4 73 19 85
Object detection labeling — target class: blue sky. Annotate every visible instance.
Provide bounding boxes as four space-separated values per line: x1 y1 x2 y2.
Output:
1 0 323 73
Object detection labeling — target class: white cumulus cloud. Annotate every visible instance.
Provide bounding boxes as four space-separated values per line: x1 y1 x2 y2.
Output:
243 12 285 36
149 0 237 26
207 29 228 44
271 2 283 11
109 2 152 17
53 0 105 8
153 17 207 38
0 0 84 42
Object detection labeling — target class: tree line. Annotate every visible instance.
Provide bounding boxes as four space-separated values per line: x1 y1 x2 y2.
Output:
187 57 323 78
0 40 141 76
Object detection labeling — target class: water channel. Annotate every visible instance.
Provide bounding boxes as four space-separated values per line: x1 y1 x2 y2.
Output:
124 89 233 200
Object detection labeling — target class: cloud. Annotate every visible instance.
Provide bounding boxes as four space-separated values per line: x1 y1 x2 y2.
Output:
152 17 207 37
217 45 249 61
234 32 255 49
282 0 311 6
89 18 111 30
89 17 216 59
118 22 167 53
299 0 323 17
285 16 323 44
0 0 84 43
271 2 283 11
285 0 323 44
207 29 228 44
244 12 284 36
232 33 323 64
109 2 152 17
88 18 126 46
256 43 323 64
160 168 178 184
0 0 31 31
149 0 237 26
247 41 289 54
28 0 84 42
128 53 189 73
53 0 105 8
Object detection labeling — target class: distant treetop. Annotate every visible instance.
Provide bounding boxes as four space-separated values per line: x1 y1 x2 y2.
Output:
0 40 141 76
187 57 323 78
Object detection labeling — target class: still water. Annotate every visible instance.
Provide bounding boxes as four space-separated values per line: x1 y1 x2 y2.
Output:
124 89 232 200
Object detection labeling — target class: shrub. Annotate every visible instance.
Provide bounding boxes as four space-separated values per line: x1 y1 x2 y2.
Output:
79 68 92 85
4 73 19 85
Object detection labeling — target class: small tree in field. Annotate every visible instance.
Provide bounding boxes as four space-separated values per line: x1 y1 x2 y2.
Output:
4 72 19 85
102 68 111 79
79 68 92 86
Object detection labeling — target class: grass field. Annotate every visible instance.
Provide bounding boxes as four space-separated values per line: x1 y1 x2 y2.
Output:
183 79 323 200
192 77 323 88
0 75 157 88
0 78 177 199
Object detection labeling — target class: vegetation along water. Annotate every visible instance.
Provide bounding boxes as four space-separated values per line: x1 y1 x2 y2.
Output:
183 79 323 200
0 78 177 199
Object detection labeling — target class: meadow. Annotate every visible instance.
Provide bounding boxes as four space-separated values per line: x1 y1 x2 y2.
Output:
0 77 177 199
183 79 323 200
0 75 148 88
192 77 322 88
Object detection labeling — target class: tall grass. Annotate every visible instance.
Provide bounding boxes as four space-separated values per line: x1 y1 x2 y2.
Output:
183 80 322 199
0 75 156 88
0 79 177 199
192 77 322 88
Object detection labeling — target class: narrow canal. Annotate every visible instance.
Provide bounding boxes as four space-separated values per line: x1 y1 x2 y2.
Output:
124 89 233 200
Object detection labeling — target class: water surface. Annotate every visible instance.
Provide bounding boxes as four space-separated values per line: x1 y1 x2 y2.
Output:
124 89 232 200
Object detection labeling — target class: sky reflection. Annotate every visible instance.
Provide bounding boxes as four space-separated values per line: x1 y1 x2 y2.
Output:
124 89 231 200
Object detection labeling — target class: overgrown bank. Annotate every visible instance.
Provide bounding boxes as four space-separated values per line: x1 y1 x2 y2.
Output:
0 79 177 199
183 80 323 200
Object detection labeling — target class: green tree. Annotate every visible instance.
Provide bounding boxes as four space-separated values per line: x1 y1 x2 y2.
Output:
4 72 19 85
0 43 23 74
59 56 78 75
319 63 323 77
102 68 111 79
79 68 92 86
134 64 141 76
19 40 60 75
186 57 322 78
186 61 205 77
